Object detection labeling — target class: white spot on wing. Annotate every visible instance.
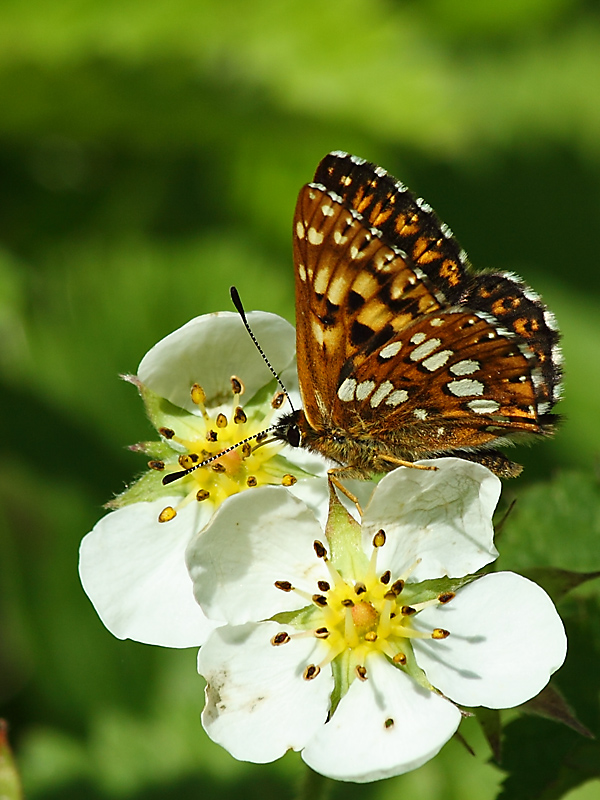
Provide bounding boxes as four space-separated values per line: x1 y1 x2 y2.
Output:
307 227 324 246
409 332 426 345
468 399 500 414
356 380 376 401
421 349 453 371
450 359 480 376
410 338 442 362
370 381 394 408
430 318 444 327
379 341 403 359
413 408 427 420
321 204 335 217
296 221 305 239
298 263 307 282
448 379 485 397
385 389 409 406
338 377 357 402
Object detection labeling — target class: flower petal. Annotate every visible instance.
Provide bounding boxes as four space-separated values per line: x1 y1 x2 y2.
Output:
186 486 329 624
302 654 461 782
413 571 567 708
138 311 296 413
362 458 500 581
79 499 217 647
198 622 333 763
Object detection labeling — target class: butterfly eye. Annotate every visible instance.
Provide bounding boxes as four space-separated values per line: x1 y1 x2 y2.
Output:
287 425 301 448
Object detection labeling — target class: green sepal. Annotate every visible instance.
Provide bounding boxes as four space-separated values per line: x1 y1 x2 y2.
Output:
324 482 368 579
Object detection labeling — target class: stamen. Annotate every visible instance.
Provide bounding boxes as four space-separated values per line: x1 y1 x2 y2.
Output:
373 529 386 547
392 652 407 665
355 665 368 681
282 474 297 487
272 391 286 409
354 582 367 595
303 664 320 680
216 414 228 429
159 427 175 439
438 592 455 604
233 407 247 424
380 570 391 585
312 594 328 607
275 581 293 592
315 627 330 638
211 463 226 473
271 632 290 645
314 540 328 560
241 442 252 459
196 489 210 501
432 628 450 639
400 605 417 616
230 376 244 395
206 430 218 442
158 506 176 523
246 476 258 487
318 581 331 592
148 460 165 470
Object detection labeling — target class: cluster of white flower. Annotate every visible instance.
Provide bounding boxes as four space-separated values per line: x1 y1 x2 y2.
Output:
79 313 566 784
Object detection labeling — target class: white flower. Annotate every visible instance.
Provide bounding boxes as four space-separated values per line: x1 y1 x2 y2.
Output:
79 311 327 648
186 459 567 783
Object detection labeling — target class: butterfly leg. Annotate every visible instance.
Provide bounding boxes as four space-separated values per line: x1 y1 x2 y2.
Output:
382 457 438 472
328 470 364 516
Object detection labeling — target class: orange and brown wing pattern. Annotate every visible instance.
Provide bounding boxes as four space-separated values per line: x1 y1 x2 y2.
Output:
293 181 446 429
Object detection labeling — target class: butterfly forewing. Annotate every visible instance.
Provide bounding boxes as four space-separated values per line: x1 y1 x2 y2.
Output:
286 151 562 477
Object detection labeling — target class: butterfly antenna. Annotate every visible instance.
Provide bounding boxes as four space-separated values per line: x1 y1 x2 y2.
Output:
162 427 278 485
230 286 295 412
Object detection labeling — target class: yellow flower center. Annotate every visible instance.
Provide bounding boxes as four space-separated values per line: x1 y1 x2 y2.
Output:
274 532 452 684
156 378 296 522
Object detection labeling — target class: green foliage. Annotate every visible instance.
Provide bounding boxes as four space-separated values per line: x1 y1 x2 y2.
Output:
1 0 599 798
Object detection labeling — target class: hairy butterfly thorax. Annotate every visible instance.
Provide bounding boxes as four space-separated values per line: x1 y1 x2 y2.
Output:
273 151 562 479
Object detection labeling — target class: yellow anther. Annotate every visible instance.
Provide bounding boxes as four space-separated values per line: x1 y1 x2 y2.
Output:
230 376 244 395
282 473 297 487
373 529 386 547
216 414 228 428
196 489 210 501
233 406 247 424
158 506 177 523
191 383 206 405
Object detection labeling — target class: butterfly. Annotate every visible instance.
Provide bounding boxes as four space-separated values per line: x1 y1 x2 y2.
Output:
273 151 562 479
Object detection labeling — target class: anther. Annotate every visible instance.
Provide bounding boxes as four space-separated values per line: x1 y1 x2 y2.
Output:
364 631 377 642
392 652 407 665
216 414 228 428
178 454 195 469
191 383 206 405
241 442 252 458
432 628 450 639
148 460 165 470
373 529 386 547
312 594 328 606
196 489 210 501
212 463 226 473
314 540 328 560
303 665 320 680
246 476 258 487
341 598 354 607
315 627 330 638
255 431 268 443
159 427 175 439
272 391 286 409
275 580 294 592
233 406 247 424
317 580 330 592
380 570 391 585
206 430 218 442
271 632 290 646
390 579 405 595
354 582 367 595
282 474 297 487
401 606 416 616
158 506 176 523
356 665 368 681
438 592 455 604
230 376 244 395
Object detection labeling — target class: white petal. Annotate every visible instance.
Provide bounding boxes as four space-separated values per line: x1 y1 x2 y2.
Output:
138 311 295 413
187 487 329 624
198 622 332 763
413 572 567 708
79 499 217 647
302 655 461 782
362 458 500 581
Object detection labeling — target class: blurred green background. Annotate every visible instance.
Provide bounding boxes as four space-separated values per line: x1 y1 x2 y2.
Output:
1 0 600 798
